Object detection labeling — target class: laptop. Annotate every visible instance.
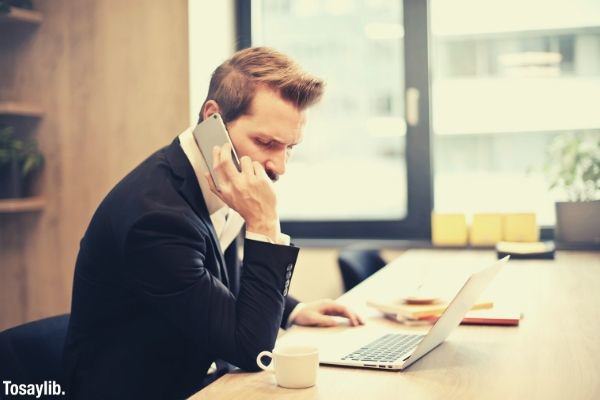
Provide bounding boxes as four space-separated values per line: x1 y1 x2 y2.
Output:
316 256 509 370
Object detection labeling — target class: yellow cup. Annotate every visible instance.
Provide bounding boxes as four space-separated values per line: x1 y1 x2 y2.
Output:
503 213 539 242
432 213 468 246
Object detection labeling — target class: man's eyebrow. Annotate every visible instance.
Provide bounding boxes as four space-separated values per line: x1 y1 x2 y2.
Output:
253 132 302 146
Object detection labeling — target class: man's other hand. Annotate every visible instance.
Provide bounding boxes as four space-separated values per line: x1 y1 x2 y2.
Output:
292 299 365 327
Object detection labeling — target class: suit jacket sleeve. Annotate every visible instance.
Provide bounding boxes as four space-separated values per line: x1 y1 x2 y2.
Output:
123 210 299 372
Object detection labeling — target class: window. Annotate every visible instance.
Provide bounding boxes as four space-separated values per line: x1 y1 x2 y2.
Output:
239 0 600 238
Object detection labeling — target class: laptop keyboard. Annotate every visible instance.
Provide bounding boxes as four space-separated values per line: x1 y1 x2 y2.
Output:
341 333 424 364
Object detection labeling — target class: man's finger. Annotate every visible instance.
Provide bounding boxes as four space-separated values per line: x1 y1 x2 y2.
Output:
323 303 360 327
252 161 269 180
240 156 253 176
218 143 239 179
212 145 221 167
311 313 338 327
205 173 223 199
347 312 361 327
211 146 225 188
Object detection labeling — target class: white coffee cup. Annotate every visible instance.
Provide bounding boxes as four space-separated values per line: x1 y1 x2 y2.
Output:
256 345 319 389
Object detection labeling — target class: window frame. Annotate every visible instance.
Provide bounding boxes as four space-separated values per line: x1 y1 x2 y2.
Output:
237 0 560 241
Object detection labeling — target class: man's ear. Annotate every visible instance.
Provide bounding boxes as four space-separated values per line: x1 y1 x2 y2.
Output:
202 100 221 121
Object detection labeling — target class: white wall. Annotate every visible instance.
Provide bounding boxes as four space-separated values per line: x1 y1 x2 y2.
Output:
188 0 236 126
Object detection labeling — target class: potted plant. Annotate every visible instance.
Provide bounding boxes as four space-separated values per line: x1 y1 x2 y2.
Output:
0 125 44 199
545 131 600 245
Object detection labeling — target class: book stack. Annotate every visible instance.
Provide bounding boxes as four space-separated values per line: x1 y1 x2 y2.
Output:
367 297 521 326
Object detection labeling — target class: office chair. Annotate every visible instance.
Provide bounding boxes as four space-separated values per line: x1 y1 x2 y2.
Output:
0 314 69 385
338 248 386 292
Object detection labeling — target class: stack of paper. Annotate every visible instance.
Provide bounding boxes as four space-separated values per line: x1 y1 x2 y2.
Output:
367 298 521 326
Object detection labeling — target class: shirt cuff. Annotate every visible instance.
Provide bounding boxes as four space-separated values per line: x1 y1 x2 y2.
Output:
246 231 291 246
286 302 305 327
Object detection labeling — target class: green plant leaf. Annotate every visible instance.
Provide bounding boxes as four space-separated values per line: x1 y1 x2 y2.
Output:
544 131 600 201
0 124 44 177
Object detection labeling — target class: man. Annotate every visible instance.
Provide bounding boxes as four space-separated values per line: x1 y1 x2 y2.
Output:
63 47 362 399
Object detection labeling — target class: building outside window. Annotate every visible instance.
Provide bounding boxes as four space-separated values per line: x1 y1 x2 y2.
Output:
431 0 600 225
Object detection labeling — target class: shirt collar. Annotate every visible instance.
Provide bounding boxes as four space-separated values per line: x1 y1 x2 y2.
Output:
178 126 227 216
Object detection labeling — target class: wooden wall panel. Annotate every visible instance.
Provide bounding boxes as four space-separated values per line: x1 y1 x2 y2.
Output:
0 0 189 330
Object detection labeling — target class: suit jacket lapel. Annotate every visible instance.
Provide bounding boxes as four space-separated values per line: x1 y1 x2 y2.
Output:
164 138 230 287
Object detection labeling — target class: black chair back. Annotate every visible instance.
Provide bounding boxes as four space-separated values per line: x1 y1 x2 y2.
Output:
338 248 386 292
0 314 69 386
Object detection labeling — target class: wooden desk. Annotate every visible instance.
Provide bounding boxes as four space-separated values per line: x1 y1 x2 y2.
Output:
192 249 600 399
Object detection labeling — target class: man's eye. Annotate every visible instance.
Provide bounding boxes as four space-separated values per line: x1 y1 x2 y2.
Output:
256 140 273 148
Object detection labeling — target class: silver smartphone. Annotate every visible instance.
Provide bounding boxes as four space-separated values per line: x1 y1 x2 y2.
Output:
192 113 241 189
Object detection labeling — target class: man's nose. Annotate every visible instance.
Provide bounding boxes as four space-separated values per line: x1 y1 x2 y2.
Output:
266 151 287 177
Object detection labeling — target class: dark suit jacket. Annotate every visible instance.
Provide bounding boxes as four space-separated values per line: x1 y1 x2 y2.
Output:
63 138 300 399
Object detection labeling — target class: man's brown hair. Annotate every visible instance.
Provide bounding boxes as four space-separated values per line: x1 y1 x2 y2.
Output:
199 47 325 123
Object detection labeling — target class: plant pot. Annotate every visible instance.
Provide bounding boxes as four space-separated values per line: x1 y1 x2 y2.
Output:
555 201 600 245
0 158 23 199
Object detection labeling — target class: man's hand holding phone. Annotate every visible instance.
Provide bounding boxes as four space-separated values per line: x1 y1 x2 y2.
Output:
205 143 281 242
